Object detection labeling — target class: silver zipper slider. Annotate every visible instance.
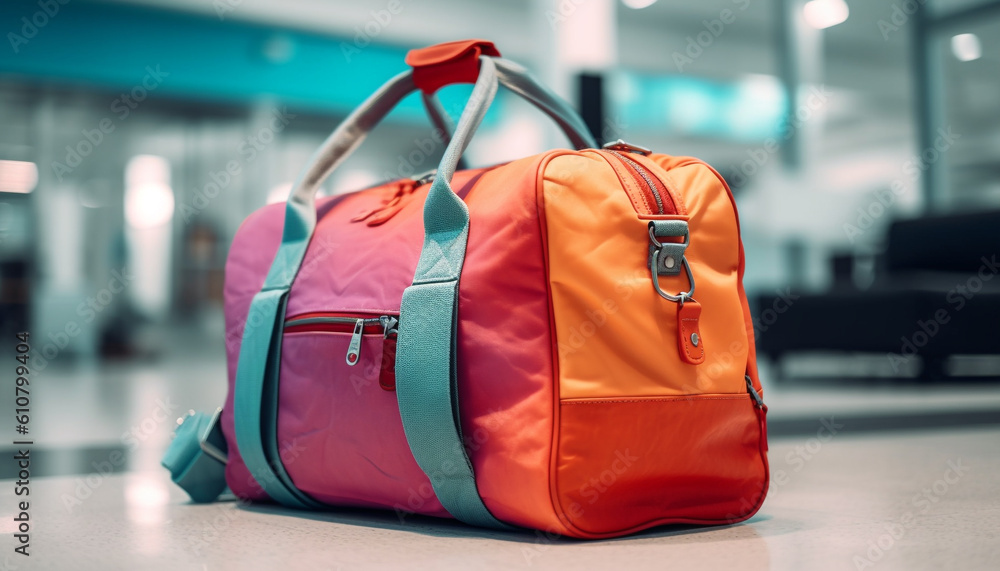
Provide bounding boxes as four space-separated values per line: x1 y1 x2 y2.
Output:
346 319 365 366
602 139 652 156
412 169 436 186
379 315 399 338
746 375 765 409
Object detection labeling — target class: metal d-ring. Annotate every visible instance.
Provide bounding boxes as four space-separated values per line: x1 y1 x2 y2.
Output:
650 248 696 303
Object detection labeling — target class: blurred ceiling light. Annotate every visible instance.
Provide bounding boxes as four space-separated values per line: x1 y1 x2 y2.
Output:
667 86 714 133
266 181 294 204
559 0 616 69
738 74 783 102
730 74 786 138
622 0 657 8
951 33 982 62
333 170 381 194
124 155 174 229
803 0 849 30
262 34 295 64
0 160 38 194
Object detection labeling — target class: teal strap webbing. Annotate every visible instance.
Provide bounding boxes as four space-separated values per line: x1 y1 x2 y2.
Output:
233 287 322 509
397 281 510 527
394 57 510 530
229 70 419 508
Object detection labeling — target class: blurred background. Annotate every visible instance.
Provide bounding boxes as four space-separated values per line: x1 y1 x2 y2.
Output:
0 0 998 479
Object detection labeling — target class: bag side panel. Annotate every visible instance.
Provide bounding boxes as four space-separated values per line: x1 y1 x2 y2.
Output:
543 152 748 399
540 153 767 537
644 155 764 392
457 153 563 531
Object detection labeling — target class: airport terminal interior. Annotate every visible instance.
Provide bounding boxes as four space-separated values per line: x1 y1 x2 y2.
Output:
0 0 999 569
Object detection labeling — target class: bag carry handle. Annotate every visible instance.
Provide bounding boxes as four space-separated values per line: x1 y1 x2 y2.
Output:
233 44 595 512
420 91 468 171
286 56 595 235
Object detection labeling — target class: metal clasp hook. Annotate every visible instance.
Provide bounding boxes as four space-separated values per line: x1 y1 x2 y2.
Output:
648 220 695 303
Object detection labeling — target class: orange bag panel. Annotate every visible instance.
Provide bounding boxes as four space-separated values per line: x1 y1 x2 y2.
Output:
645 154 765 395
540 151 749 399
553 395 768 538
535 150 768 538
456 154 564 531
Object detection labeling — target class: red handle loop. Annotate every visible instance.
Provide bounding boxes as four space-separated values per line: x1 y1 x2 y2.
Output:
405 39 501 94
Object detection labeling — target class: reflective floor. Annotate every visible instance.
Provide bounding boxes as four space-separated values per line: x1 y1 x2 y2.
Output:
2 321 1000 569
3 428 998 570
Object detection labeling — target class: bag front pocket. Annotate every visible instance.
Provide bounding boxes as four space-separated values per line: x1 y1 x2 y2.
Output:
273 311 447 515
284 312 399 389
553 392 768 537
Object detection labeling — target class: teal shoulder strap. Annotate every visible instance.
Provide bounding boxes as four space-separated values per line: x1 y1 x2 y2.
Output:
233 282 323 508
227 70 420 509
394 57 510 529
394 57 593 527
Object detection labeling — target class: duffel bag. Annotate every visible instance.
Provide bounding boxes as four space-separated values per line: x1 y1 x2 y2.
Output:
163 39 769 539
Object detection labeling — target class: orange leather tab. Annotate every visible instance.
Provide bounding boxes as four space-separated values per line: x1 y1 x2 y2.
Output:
380 337 397 391
757 405 769 451
405 39 501 93
677 300 705 364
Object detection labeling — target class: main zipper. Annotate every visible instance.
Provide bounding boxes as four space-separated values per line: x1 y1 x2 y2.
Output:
605 150 665 214
283 313 398 366
599 140 677 215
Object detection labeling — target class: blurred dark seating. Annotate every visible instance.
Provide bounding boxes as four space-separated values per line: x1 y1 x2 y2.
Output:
0 260 31 342
754 210 1000 380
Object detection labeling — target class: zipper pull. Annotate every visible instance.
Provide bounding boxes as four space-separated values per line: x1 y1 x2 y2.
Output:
346 318 364 366
412 169 436 186
365 181 420 227
351 180 415 224
379 315 398 338
602 139 652 156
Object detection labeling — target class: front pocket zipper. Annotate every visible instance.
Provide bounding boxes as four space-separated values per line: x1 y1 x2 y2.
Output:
283 312 399 367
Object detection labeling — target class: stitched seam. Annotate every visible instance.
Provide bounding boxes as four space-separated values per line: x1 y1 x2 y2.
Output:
620 163 654 213
538 150 581 537
632 154 687 216
563 396 747 405
604 153 651 213
588 150 652 214
660 169 687 214
680 318 703 360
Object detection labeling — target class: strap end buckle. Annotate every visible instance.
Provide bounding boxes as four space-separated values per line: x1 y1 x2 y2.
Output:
198 407 228 465
162 407 229 503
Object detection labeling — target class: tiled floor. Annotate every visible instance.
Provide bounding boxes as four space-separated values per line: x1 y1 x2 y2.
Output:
4 427 998 570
